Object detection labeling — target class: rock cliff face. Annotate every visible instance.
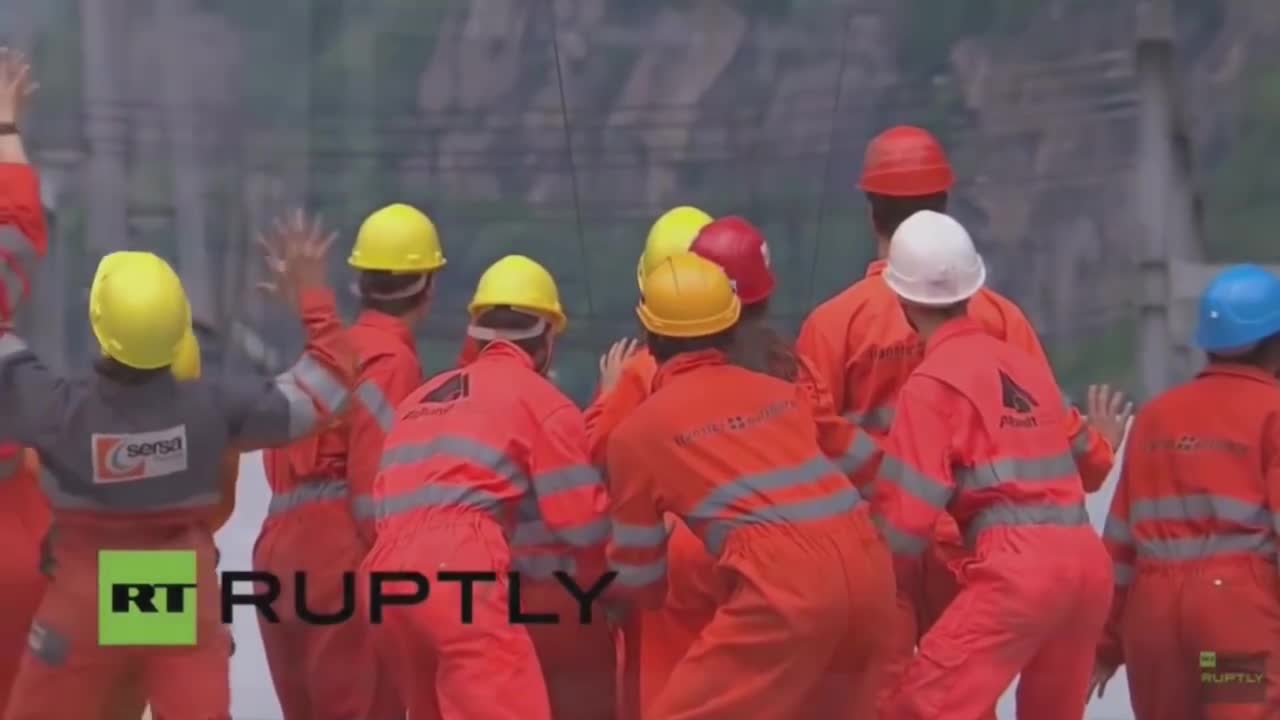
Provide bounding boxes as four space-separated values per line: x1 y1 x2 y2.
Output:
38 0 1279 353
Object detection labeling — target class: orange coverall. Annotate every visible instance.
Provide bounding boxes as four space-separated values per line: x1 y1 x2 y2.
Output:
1098 363 1280 720
0 162 47 325
796 258 1114 714
364 340 611 720
0 446 49 715
586 346 873 720
873 317 1111 720
606 350 896 719
254 310 416 720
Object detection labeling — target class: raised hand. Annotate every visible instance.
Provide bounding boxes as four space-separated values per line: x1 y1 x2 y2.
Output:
0 48 38 124
256 210 337 313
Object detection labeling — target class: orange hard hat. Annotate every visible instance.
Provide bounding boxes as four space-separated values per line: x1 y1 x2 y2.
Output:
857 125 954 196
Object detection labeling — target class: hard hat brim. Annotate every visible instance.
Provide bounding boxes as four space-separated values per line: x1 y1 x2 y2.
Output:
347 256 447 273
883 261 987 307
635 297 741 338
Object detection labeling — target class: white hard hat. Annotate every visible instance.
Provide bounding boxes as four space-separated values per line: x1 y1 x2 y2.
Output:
883 210 986 306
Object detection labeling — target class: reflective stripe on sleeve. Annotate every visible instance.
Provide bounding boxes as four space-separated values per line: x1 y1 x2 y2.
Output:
963 502 1090 546
1113 561 1134 587
611 557 667 588
832 429 879 477
876 516 930 556
612 521 668 549
880 456 952 509
291 354 350 413
552 517 612 548
843 405 894 432
1069 427 1091 456
267 479 349 515
954 452 1078 493
0 453 21 479
351 495 376 519
532 464 603 497
355 380 396 433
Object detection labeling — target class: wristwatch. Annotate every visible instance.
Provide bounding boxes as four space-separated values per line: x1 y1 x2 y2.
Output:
0 123 17 135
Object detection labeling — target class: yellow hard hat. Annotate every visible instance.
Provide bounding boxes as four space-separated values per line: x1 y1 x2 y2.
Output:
89 251 192 370
170 325 202 381
636 206 713 290
468 255 567 334
348 203 447 273
637 252 740 338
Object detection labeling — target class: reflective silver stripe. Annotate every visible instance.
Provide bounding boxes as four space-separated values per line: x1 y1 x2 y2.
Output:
1102 516 1131 545
880 456 952 509
1069 427 1091 456
374 482 504 520
0 332 28 359
1129 494 1270 528
611 557 667 588
275 354 351 440
0 226 39 316
843 405 894 432
703 488 864 555
1136 533 1274 561
38 467 219 512
512 519 557 547
1113 561 1134 587
832 430 879 477
552 517 611 548
379 435 530 491
355 380 395 433
267 479 349 515
513 553 577 579
533 464 603 497
690 455 845 519
954 452 1078 493
963 502 1091 546
613 521 668 549
351 495 376 519
877 516 930 556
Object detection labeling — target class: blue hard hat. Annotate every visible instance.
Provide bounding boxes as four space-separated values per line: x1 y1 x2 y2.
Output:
1194 263 1280 353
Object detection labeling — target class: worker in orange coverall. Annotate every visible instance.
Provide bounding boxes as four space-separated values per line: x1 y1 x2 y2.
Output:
795 124 1126 717
1089 264 1280 720
871 210 1111 720
254 203 444 720
591 212 876 720
606 251 895 720
582 206 712 720
1 204 353 720
364 254 611 720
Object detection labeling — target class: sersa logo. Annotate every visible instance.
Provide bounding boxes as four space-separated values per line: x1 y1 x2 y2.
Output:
91 425 189 484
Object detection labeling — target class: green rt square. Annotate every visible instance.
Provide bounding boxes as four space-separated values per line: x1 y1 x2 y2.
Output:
98 550 197 646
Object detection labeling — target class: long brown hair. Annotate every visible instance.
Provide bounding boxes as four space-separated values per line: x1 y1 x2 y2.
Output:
725 299 800 382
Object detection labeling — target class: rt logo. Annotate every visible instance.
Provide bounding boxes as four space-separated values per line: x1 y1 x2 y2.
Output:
98 550 197 646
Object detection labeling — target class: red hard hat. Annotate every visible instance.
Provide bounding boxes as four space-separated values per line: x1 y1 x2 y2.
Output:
858 125 954 196
690 216 775 305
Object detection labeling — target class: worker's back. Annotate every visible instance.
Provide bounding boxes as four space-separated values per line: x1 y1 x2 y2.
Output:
1115 364 1280 564
799 259 1041 437
910 325 1085 543
613 352 863 557
374 341 578 539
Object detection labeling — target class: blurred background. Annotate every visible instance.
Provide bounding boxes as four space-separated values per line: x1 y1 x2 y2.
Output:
3 0 1275 407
